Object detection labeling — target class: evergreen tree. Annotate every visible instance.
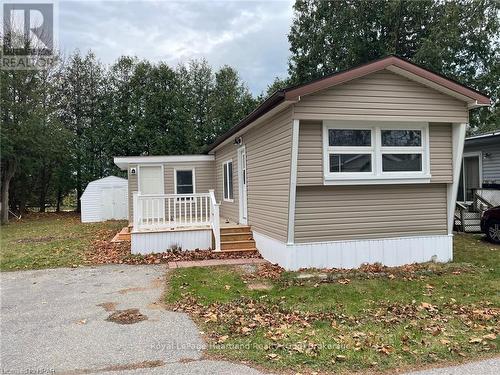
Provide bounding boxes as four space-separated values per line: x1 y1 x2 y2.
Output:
288 0 499 132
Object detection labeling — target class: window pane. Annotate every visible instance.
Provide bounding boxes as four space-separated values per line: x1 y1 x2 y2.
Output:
381 130 421 147
382 154 422 171
329 129 371 146
329 154 372 173
176 170 193 194
228 162 233 199
223 164 228 199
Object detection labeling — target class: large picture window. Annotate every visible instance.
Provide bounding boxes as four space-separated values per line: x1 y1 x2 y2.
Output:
223 160 233 201
323 122 430 184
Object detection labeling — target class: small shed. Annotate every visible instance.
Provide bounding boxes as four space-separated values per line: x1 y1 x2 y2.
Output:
81 176 128 223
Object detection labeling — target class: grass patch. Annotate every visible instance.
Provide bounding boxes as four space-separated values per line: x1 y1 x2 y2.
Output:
0 212 126 271
166 234 499 373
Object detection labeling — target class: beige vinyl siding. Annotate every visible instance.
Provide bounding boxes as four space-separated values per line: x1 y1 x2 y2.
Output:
164 161 215 194
215 143 239 223
296 121 453 185
127 161 215 223
214 107 293 242
429 123 453 183
127 164 138 223
294 184 448 242
296 120 323 186
245 108 293 242
293 69 468 123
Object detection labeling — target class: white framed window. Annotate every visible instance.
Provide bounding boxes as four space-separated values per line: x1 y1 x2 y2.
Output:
223 160 234 202
323 121 430 185
174 169 195 194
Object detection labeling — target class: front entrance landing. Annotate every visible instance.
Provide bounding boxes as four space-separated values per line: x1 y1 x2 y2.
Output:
116 219 259 254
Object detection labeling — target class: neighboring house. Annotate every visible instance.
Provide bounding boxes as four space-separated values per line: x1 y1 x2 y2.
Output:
455 131 500 233
114 55 490 270
458 131 500 202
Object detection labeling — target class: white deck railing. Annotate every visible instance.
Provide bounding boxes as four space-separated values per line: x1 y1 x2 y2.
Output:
133 190 221 251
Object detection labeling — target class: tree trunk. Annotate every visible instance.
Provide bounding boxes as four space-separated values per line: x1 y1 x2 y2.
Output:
56 187 62 212
1 160 17 224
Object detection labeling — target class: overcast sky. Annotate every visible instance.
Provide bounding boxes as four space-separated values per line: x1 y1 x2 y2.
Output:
58 0 294 94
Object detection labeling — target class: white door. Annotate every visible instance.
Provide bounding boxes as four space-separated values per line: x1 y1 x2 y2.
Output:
238 147 248 224
101 187 128 220
102 188 114 220
139 166 164 222
139 166 164 194
113 187 128 219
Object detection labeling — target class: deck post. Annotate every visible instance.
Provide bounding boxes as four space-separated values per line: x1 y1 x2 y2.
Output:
209 189 221 251
133 192 140 231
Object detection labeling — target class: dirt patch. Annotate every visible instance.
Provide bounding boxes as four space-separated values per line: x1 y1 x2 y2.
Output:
106 309 148 324
247 282 272 290
67 360 165 374
16 236 55 244
97 302 117 312
118 286 148 294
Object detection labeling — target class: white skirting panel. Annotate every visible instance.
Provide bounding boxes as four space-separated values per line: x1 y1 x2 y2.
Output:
131 230 212 254
253 231 453 271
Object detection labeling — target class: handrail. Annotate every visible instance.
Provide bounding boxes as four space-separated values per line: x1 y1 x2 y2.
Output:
133 191 221 252
209 189 221 251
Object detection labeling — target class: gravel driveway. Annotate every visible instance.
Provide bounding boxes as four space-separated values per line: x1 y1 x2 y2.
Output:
0 265 263 374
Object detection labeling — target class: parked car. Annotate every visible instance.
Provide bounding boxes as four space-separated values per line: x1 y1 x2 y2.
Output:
481 206 500 244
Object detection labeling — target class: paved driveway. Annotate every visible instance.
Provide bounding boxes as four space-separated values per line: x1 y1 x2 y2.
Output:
0 265 263 374
1 265 498 375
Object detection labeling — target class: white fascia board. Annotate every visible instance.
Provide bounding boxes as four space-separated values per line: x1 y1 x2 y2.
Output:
114 155 215 170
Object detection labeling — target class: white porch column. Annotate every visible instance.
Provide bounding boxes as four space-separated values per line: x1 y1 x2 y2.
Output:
447 123 467 236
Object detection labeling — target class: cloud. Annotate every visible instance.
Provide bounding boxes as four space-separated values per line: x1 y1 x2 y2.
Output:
58 0 294 94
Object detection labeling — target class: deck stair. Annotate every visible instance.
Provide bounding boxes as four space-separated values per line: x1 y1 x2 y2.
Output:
220 225 258 252
111 226 131 243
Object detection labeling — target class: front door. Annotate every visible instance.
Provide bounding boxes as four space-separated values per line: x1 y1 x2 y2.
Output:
463 153 481 201
139 165 164 222
238 146 248 224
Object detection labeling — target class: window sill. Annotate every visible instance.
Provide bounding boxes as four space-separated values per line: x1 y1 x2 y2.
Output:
223 198 234 203
324 175 431 185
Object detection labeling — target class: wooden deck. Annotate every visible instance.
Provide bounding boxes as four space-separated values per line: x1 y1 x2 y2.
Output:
113 219 258 253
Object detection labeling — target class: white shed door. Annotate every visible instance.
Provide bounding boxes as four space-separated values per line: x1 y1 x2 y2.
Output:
101 187 128 220
139 166 164 194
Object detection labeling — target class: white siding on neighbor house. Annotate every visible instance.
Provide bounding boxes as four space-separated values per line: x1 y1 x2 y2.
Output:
214 107 293 242
293 69 468 123
296 121 454 185
81 176 128 223
464 142 500 184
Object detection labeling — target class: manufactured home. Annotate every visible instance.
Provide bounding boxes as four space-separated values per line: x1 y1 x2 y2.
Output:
114 55 490 270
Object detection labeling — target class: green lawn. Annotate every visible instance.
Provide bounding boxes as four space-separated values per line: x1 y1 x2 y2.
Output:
166 233 499 374
0 212 126 271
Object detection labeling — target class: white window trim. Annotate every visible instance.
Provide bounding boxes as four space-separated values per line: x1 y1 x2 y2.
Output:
222 160 234 202
174 168 196 194
322 121 431 185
